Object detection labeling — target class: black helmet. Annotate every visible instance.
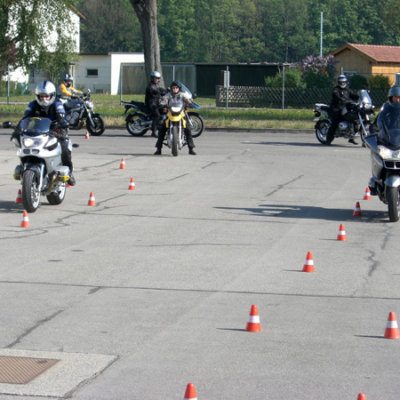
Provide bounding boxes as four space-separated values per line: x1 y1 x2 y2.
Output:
388 85 400 104
337 75 348 88
150 71 161 79
170 80 182 90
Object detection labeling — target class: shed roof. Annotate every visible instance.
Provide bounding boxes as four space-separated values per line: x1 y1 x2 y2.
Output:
330 43 400 63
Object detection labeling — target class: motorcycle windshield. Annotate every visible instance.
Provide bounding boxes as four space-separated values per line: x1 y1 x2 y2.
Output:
20 117 52 137
378 104 400 146
173 80 193 101
359 89 372 105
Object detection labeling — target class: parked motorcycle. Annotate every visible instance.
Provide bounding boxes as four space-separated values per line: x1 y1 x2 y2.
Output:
3 117 78 213
365 104 400 222
314 89 375 145
122 85 204 138
62 89 105 136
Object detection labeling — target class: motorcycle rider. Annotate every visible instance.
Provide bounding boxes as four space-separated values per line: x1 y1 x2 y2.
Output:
368 85 400 194
12 81 76 186
326 75 360 145
57 74 83 101
154 80 196 155
145 71 167 137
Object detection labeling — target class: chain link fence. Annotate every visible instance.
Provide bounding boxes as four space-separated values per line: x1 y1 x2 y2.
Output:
216 86 388 109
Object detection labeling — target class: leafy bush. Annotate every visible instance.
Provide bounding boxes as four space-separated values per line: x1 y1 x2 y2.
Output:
0 81 28 97
369 74 391 90
265 68 306 88
349 74 368 90
301 55 339 89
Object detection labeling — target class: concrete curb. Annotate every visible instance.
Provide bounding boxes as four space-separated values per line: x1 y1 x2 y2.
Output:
105 125 314 134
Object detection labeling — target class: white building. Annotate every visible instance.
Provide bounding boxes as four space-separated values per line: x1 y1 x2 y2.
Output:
75 53 145 95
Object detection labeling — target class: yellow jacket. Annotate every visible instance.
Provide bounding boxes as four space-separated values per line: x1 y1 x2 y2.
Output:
58 82 83 99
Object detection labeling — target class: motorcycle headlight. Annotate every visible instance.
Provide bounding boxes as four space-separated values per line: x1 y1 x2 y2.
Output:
45 137 58 150
85 101 94 110
170 106 183 113
23 137 44 148
363 103 372 110
378 145 400 159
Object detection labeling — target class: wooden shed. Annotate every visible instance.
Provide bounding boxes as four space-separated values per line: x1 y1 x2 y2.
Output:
329 43 400 85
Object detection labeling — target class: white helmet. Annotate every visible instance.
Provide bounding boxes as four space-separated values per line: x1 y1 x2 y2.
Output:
35 81 56 109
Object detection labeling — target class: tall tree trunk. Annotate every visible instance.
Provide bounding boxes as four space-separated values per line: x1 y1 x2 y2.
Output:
129 0 164 86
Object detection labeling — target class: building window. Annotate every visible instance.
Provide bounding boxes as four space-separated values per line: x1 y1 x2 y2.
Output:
86 69 98 77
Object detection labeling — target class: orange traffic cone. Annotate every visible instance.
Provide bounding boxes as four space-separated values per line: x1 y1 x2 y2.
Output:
245 304 261 332
302 251 314 273
128 178 135 190
15 189 22 204
337 224 347 241
184 383 197 400
363 187 371 200
67 183 72 188
20 210 30 228
353 202 362 216
384 311 400 339
357 394 367 400
119 158 126 169
88 192 96 206
85 131 90 139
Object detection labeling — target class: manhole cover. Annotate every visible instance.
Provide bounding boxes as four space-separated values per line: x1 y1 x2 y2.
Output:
0 356 60 384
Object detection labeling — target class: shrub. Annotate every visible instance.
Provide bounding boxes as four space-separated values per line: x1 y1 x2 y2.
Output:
349 74 368 90
301 54 339 89
265 68 306 88
369 74 391 90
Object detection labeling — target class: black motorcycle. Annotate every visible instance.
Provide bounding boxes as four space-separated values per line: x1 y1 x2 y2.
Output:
122 88 204 138
63 89 106 136
314 89 375 146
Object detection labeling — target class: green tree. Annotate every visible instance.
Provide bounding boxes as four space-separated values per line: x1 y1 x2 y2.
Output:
265 68 305 88
78 0 142 53
0 0 79 76
349 74 368 90
369 74 391 90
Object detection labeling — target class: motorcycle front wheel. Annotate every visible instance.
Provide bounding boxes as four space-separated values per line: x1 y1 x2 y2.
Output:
188 112 204 138
126 113 149 136
46 184 66 205
22 170 41 213
387 186 400 222
172 125 179 157
87 113 105 136
315 119 333 144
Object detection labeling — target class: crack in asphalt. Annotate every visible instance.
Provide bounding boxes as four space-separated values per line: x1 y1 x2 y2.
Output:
265 175 304 198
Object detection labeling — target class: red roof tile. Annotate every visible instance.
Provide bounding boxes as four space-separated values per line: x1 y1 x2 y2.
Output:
349 43 400 62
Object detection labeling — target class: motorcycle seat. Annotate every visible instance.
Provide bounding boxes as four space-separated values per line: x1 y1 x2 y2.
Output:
130 100 149 113
320 105 331 112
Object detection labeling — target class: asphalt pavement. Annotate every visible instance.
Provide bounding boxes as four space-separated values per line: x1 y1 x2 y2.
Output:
0 128 399 400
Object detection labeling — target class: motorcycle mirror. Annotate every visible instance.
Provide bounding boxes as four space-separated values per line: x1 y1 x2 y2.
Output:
87 89 91 94
72 143 79 148
192 93 198 99
2 121 12 129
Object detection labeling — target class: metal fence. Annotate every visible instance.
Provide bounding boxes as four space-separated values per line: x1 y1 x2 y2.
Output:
216 86 388 109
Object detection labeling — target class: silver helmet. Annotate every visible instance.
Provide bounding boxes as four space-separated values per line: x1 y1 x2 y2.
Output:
63 73 73 83
150 71 161 79
35 81 56 109
337 75 348 88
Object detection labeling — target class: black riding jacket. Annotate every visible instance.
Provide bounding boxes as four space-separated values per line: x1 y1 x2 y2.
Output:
330 85 359 111
145 81 167 107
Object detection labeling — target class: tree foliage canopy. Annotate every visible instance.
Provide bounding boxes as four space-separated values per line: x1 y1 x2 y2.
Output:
0 0 80 78
78 0 400 63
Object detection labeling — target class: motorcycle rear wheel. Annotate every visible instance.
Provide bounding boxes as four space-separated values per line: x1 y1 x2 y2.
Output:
22 170 41 213
188 112 204 138
315 120 333 144
172 125 179 157
46 184 66 205
387 186 400 222
126 113 149 136
87 113 105 136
